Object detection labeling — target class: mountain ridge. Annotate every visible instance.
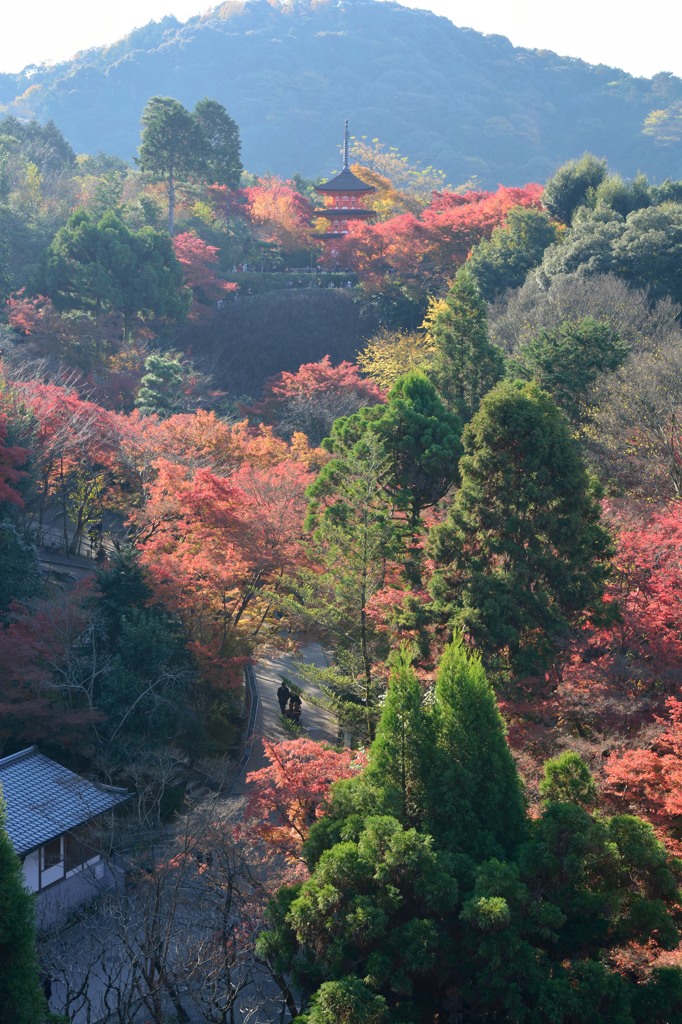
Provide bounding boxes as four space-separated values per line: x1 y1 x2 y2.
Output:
0 0 680 187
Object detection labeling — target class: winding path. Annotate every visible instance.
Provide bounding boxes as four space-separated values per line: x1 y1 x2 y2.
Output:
231 641 340 795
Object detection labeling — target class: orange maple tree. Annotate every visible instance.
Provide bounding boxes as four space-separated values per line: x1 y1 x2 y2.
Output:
242 176 316 251
132 454 312 679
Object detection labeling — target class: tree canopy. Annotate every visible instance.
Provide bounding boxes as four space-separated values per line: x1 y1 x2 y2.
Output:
0 799 45 1023
39 209 189 338
258 641 682 1024
138 95 242 233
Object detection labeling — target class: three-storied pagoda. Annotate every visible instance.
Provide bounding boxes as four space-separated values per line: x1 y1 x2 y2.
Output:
313 120 376 260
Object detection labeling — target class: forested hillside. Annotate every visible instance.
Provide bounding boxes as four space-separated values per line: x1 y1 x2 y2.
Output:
0 0 681 186
2 89 682 1022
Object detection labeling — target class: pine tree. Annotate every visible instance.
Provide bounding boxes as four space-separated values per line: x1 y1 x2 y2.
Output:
0 798 45 1024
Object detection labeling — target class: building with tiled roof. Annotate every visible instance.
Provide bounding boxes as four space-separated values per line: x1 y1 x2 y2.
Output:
0 746 130 925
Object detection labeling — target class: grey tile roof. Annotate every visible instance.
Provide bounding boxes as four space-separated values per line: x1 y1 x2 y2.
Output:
0 747 130 855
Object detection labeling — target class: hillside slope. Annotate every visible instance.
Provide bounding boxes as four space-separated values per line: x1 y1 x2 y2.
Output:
0 0 680 186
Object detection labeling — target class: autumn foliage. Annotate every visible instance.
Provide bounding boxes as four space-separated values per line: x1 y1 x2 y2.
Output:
604 698 682 830
172 231 238 316
251 355 385 443
324 184 545 287
242 176 316 251
0 414 27 506
244 738 366 867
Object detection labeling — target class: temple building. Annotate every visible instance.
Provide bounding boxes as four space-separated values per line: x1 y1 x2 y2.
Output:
313 120 376 260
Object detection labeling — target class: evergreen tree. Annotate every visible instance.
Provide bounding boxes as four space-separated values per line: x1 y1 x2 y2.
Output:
429 379 612 676
293 432 398 740
138 96 203 235
40 210 189 339
138 95 242 233
0 798 45 1024
0 517 40 617
509 316 629 425
134 352 185 417
325 372 462 528
424 266 504 421
192 98 242 189
543 153 608 225
361 647 436 828
258 649 682 1024
91 549 197 747
426 637 526 860
467 206 559 302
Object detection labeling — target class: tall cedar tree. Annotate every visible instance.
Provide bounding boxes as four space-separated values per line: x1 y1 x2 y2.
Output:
258 642 682 1024
139 96 242 234
192 97 242 189
0 799 45 1023
429 380 612 676
138 97 203 235
424 266 504 421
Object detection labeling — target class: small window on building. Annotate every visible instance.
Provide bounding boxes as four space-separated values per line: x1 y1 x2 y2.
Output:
42 837 63 870
342 195 349 207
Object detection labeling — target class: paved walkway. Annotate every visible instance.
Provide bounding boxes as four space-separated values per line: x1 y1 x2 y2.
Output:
232 641 340 794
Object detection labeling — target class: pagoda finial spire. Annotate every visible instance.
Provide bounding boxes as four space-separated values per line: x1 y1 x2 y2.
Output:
343 118 349 171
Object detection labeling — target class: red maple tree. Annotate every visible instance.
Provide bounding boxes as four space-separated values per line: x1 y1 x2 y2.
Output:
244 738 366 867
251 355 384 443
325 184 545 288
0 413 27 506
172 232 238 318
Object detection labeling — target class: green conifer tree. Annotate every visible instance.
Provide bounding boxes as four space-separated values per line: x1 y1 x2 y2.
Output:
426 637 526 860
259 650 682 1024
0 798 45 1023
134 352 185 417
424 266 504 421
430 379 612 676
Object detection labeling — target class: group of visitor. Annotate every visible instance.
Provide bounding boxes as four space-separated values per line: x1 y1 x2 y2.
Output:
276 680 303 723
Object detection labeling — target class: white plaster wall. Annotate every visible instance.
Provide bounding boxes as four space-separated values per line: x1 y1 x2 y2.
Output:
22 850 39 893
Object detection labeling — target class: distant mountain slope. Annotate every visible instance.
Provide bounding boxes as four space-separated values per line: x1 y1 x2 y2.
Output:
1 0 680 187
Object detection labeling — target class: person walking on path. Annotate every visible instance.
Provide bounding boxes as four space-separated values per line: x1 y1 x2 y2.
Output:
277 679 291 714
287 691 302 724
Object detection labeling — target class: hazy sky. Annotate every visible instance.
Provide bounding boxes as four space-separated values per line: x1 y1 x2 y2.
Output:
1 0 680 79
